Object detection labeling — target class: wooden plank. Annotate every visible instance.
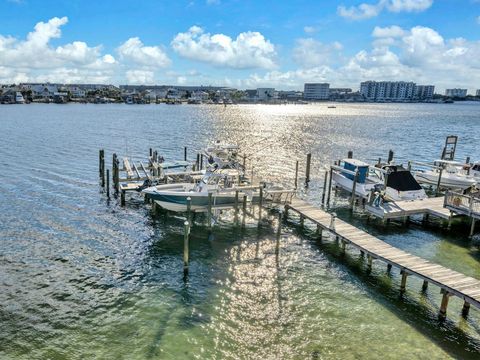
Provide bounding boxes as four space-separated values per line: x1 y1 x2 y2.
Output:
123 157 134 178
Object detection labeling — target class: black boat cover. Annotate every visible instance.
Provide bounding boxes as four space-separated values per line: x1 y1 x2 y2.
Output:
386 169 422 191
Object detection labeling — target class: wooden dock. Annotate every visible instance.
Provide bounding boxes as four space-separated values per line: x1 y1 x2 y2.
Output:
365 196 452 220
286 199 480 318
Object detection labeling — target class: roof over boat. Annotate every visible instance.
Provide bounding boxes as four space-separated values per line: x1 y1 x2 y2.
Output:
434 159 464 166
342 159 370 167
387 170 422 191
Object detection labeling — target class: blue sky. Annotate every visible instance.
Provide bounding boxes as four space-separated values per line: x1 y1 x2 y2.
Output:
0 0 479 92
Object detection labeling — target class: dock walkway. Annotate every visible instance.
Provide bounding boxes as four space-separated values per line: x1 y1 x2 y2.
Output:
286 199 480 317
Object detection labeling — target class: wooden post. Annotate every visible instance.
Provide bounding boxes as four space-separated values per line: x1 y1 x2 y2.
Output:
149 148 153 157
305 153 311 186
186 197 192 224
242 194 247 227
447 211 453 230
462 301 471 317
469 218 476 238
350 170 358 209
200 154 204 170
196 153 200 169
422 280 428 291
367 255 372 272
316 224 322 239
300 214 304 227
207 193 213 228
184 146 187 161
321 170 328 206
435 167 443 196
341 240 346 253
276 211 282 238
377 157 381 166
234 190 239 218
347 150 353 159
115 159 120 194
400 271 408 293
439 291 450 318
326 167 333 206
294 160 299 189
387 263 392 272
121 190 125 207
99 149 103 177
183 221 190 277
106 169 110 199
242 155 246 170
258 186 263 218
387 150 394 163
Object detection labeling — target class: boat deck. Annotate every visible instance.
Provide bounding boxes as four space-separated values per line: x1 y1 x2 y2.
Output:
365 196 451 220
286 199 480 315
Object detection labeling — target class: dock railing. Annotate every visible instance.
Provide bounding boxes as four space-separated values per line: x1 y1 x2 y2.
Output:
444 191 480 219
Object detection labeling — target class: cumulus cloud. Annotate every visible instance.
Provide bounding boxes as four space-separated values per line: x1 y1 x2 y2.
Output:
0 16 117 83
171 26 276 69
338 0 433 20
125 69 155 84
292 38 343 68
245 24 480 92
117 37 170 68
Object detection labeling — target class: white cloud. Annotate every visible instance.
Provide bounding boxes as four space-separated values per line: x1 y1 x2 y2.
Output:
125 69 155 84
0 16 117 83
117 37 170 68
338 0 433 20
372 25 406 38
338 2 384 20
246 24 480 92
171 26 276 69
387 0 433 12
292 38 343 68
303 26 317 34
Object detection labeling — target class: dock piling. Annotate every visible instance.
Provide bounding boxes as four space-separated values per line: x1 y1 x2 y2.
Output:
242 195 247 227
400 271 408 293
439 291 451 319
422 280 428 291
321 170 328 206
276 211 282 238
294 160 299 189
207 193 213 228
350 170 359 209
121 190 125 206
106 169 110 199
305 153 312 186
183 221 190 277
184 146 187 161
462 301 471 317
186 197 192 224
435 168 443 196
234 190 239 219
326 167 333 207
387 150 394 163
259 186 263 218
347 150 353 159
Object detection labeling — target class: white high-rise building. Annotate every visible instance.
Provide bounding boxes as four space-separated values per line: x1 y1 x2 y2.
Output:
360 81 416 101
303 83 330 100
414 85 435 100
445 88 467 97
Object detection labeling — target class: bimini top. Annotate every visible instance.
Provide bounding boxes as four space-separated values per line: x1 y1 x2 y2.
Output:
342 159 370 167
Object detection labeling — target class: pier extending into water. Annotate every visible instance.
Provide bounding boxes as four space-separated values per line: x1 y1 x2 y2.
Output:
285 198 480 319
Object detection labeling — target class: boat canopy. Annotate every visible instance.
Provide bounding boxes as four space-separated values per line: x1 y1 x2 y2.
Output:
386 169 422 191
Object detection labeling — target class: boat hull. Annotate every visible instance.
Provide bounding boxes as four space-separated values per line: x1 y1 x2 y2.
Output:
332 172 378 198
415 172 476 190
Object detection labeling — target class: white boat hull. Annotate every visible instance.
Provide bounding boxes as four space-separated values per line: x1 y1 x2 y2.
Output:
415 171 476 190
332 172 378 198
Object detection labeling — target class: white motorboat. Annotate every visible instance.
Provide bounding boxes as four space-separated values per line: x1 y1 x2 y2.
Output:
15 92 25 104
142 169 258 212
414 160 477 190
371 164 427 201
332 159 382 198
470 162 480 178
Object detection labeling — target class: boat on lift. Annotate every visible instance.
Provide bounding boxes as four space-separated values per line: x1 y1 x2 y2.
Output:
15 92 25 104
414 160 477 190
371 164 427 201
332 159 382 198
142 169 256 212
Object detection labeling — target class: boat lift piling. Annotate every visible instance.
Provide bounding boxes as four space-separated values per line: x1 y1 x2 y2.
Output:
184 146 187 161
183 220 190 277
294 160 299 189
305 153 312 186
387 150 394 163
106 170 110 199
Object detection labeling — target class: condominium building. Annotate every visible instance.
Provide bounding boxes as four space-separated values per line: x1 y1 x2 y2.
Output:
414 85 435 100
476 89 480 96
445 88 467 97
256 88 276 101
360 81 416 101
303 83 330 100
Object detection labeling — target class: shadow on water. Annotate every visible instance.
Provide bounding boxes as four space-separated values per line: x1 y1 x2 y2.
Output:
284 213 480 359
